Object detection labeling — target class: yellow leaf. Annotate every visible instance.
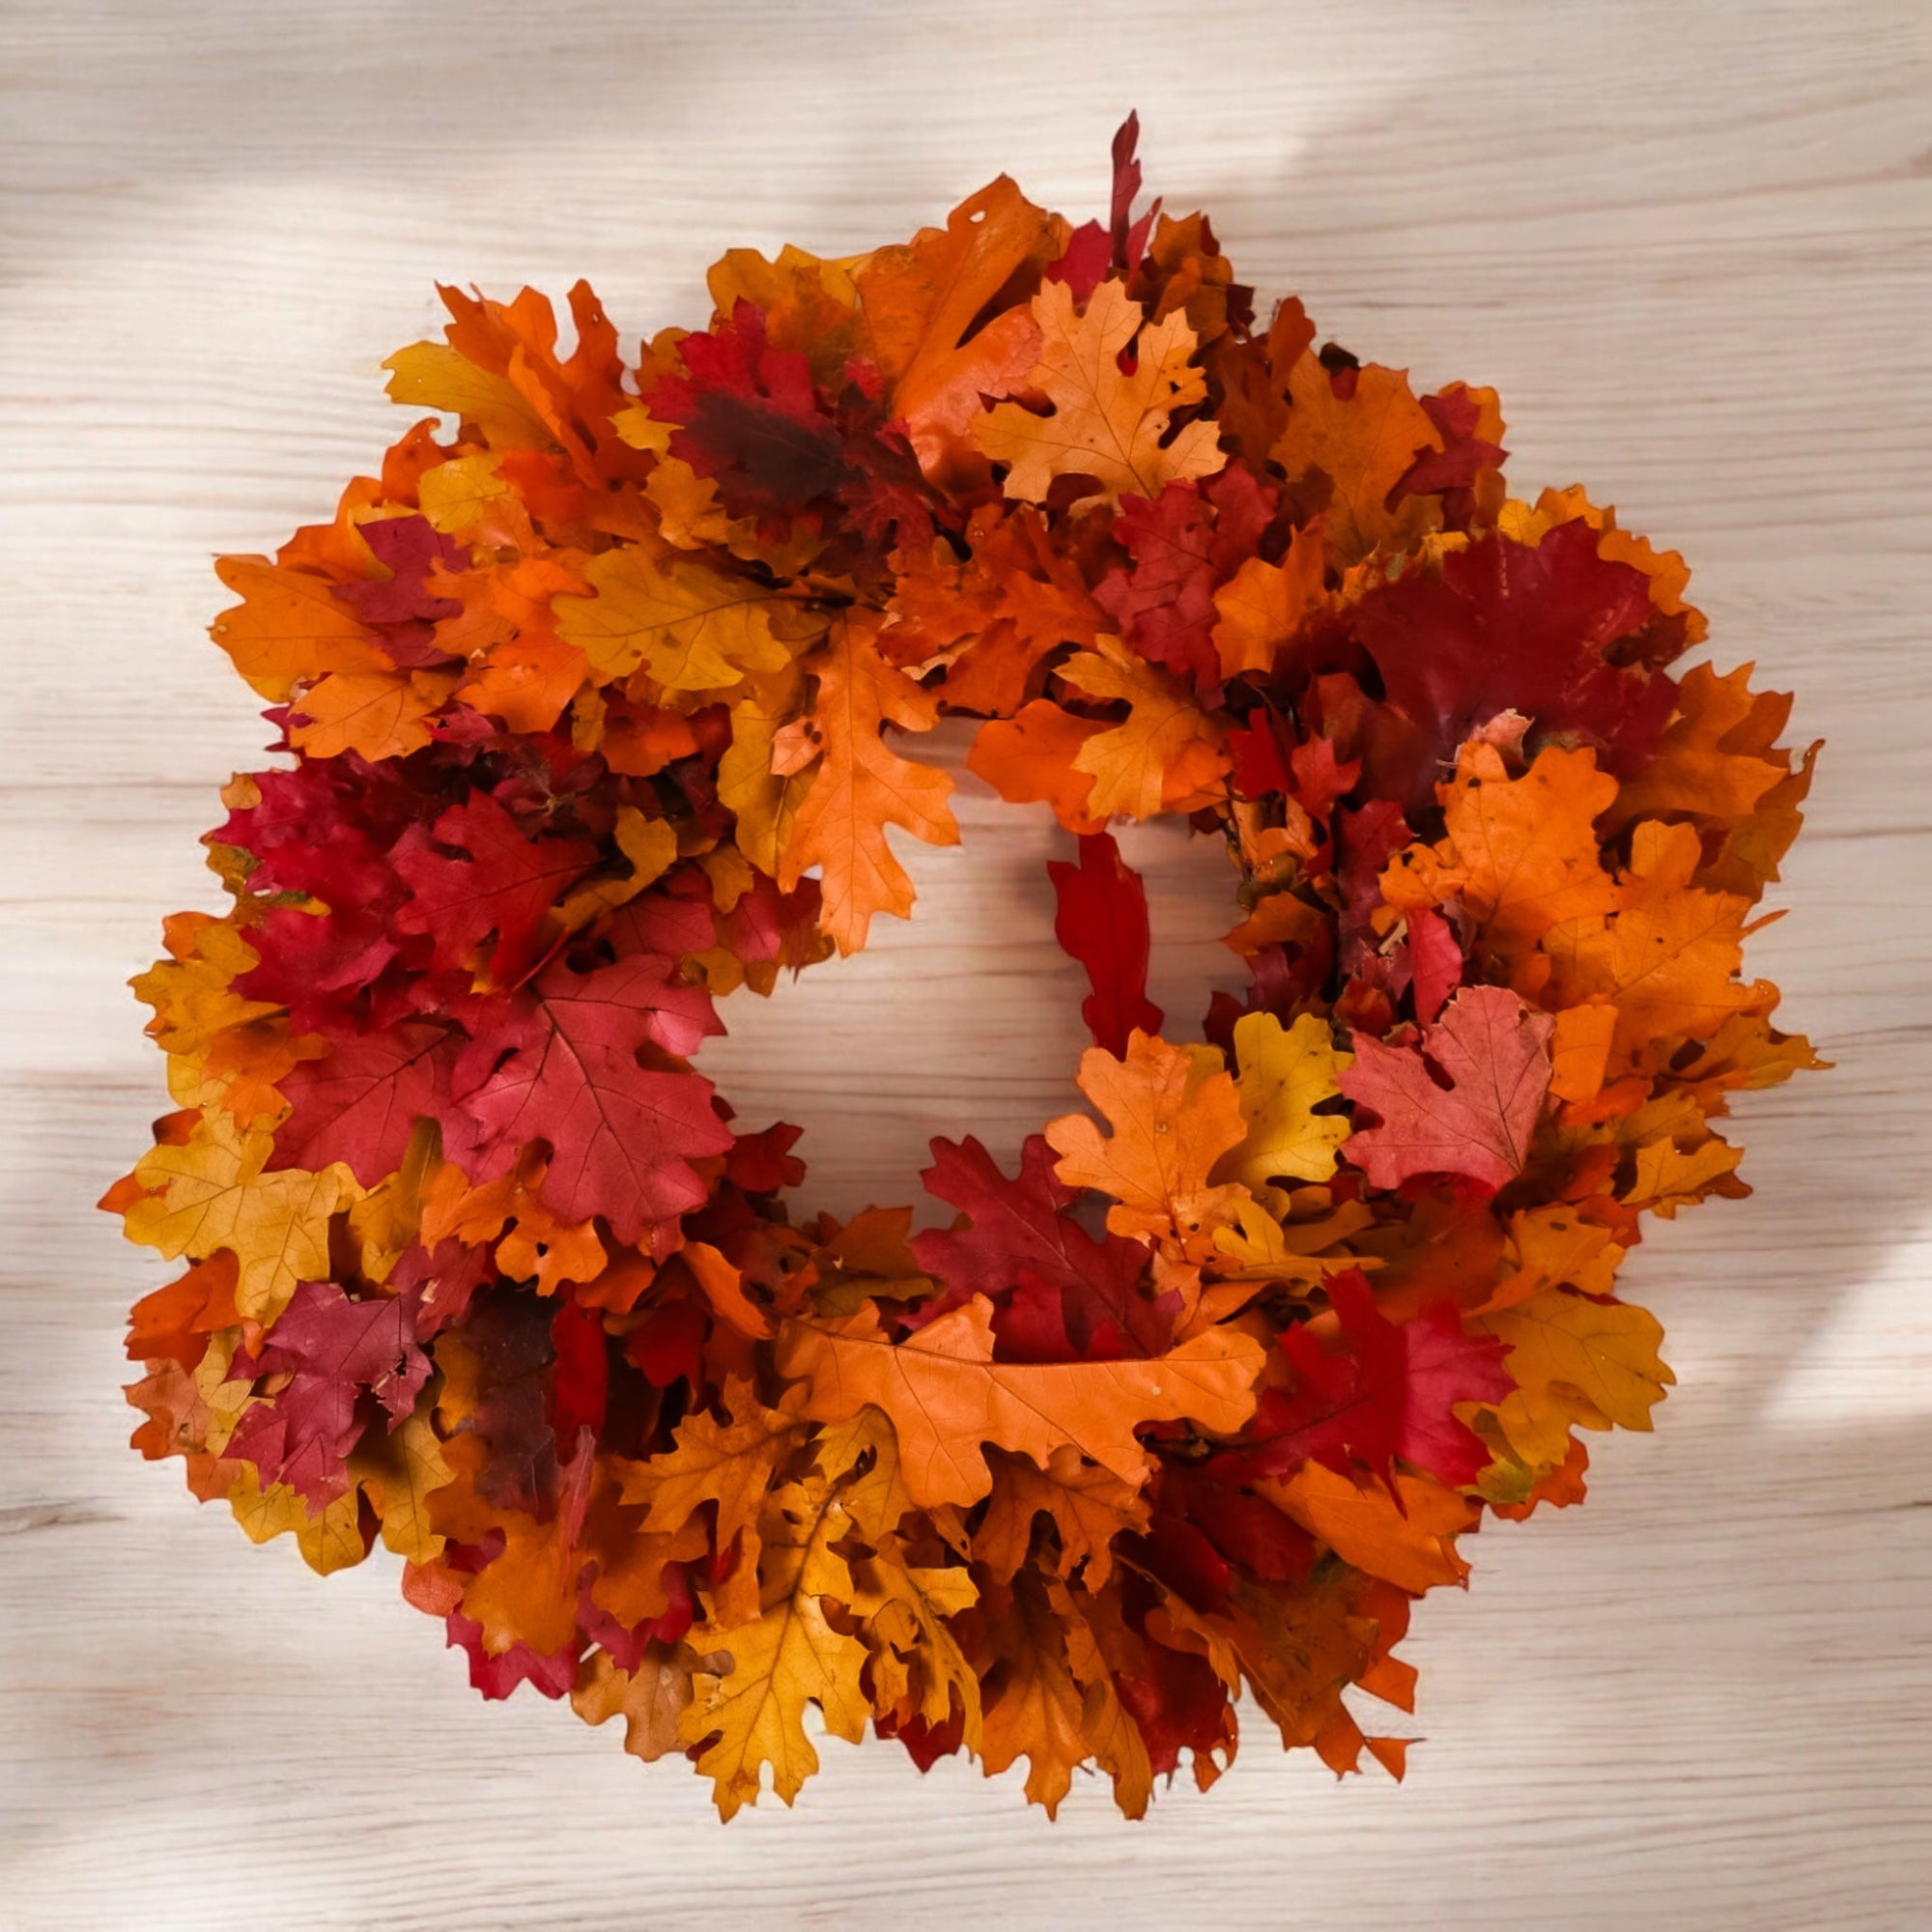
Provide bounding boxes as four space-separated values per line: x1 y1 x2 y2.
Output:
1224 1010 1353 1193
353 1408 456 1565
1477 1286 1675 1466
680 1477 874 1819
1059 635 1229 821
973 277 1225 508
553 541 804 691
125 1115 358 1325
382 341 554 447
226 1465 368 1576
416 454 510 534
851 1538 982 1747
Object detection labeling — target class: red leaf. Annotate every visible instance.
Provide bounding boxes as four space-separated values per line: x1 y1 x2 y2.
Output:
1047 832 1163 1057
270 1020 459 1184
913 1134 1172 1359
1093 469 1274 692
1406 905 1463 1026
1208 1271 1512 1489
394 791 598 987
1351 523 1677 812
1339 984 1555 1192
455 953 731 1253
225 1281 428 1505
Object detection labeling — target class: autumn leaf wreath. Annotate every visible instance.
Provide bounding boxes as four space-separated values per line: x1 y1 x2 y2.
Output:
108 119 1819 1818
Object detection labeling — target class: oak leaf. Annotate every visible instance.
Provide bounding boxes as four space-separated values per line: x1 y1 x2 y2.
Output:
1046 1030 1250 1249
973 277 1225 508
679 1475 874 1818
1262 1463 1474 1593
774 1295 1262 1510
1476 1286 1674 1466
615 1379 810 1627
125 1115 359 1325
973 1443 1151 1589
1270 355 1439 564
1223 1010 1353 1195
775 612 959 954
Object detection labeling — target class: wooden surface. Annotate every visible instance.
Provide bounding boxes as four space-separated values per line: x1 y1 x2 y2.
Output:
4 3 1930 1926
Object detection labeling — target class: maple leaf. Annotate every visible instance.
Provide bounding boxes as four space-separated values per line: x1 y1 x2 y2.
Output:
270 1021 461 1187
774 1296 1261 1510
1046 1030 1250 1250
1340 985 1555 1193
775 611 959 955
454 952 731 1252
973 277 1225 508
125 1116 359 1324
1047 833 1163 1057
1223 1010 1353 1195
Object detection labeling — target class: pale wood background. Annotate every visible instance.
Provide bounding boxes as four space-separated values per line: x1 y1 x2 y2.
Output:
3 3 1929 1926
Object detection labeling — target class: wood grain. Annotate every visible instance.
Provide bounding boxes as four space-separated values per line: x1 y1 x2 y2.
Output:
3 3 1929 1926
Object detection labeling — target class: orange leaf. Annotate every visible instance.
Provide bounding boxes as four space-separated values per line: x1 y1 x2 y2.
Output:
775 612 958 954
1271 355 1440 563
1047 1030 1250 1250
774 1296 1262 1511
973 277 1225 509
1264 1463 1475 1593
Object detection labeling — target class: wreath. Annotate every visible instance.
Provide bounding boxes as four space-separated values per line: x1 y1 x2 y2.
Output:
107 118 1820 1818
